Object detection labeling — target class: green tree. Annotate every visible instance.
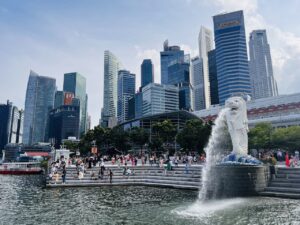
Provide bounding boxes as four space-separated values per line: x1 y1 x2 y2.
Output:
176 119 212 153
129 127 149 154
152 120 177 151
111 127 131 154
248 122 273 150
272 126 300 151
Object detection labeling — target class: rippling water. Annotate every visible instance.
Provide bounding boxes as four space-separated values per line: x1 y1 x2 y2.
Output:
0 175 300 225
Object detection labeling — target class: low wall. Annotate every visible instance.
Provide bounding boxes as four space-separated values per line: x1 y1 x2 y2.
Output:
206 165 270 198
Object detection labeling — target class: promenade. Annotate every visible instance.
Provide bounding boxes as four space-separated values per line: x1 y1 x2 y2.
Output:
46 164 202 190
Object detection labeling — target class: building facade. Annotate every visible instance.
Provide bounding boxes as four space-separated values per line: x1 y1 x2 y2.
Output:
141 59 154 88
63 72 87 134
208 49 219 105
117 70 136 123
167 57 192 111
142 83 179 116
101 50 122 127
198 26 213 108
160 40 184 85
23 71 56 145
49 102 80 148
213 10 252 104
191 56 205 110
249 30 278 99
0 101 23 151
194 93 300 128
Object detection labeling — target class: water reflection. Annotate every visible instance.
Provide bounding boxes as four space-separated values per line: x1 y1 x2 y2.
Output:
0 175 300 225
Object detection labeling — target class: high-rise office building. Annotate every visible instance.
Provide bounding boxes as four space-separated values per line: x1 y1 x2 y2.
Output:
117 70 136 123
167 55 192 111
0 101 23 150
160 40 184 85
249 30 278 99
213 10 252 104
142 83 179 116
49 99 80 148
141 59 154 88
63 72 87 134
101 50 122 127
198 26 213 108
208 50 219 105
134 92 143 119
191 56 205 110
23 71 56 145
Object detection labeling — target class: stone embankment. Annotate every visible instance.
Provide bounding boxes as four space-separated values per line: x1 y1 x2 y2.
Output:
260 167 300 199
46 165 202 190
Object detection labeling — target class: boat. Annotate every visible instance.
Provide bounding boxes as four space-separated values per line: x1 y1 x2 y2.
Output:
0 162 43 175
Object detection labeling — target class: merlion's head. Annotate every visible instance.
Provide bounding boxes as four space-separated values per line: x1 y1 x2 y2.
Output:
225 96 246 115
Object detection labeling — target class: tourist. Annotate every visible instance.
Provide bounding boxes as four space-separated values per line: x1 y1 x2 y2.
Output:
141 156 145 166
109 169 113 183
159 158 164 168
112 156 116 165
285 152 290 167
149 156 153 167
134 157 138 166
62 165 66 184
185 162 189 174
123 166 127 177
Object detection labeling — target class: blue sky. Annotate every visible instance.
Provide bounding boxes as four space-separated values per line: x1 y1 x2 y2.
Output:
1 0 300 127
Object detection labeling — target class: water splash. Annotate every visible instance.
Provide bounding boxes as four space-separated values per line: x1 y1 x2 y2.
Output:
199 108 229 200
173 198 245 218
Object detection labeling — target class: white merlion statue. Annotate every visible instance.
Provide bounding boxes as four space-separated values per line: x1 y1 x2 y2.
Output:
224 96 249 157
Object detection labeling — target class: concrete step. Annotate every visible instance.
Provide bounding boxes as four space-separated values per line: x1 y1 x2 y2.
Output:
260 191 300 199
264 186 300 194
269 182 300 188
64 175 201 182
272 178 300 184
276 174 300 179
48 178 200 186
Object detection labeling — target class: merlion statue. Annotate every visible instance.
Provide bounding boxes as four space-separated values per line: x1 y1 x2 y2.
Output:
224 96 249 157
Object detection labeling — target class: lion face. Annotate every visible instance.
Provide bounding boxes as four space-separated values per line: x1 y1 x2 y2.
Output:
225 97 245 114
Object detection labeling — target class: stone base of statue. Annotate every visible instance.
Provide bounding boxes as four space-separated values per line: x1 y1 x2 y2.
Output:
205 158 269 199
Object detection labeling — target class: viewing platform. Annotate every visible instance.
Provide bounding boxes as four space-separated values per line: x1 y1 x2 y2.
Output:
46 165 202 190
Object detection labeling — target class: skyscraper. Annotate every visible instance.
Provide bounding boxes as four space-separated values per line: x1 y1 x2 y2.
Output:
142 83 179 116
160 40 184 85
198 26 213 108
0 101 23 150
249 30 278 99
101 50 122 127
213 10 252 104
167 55 192 111
208 50 219 105
63 72 87 135
141 59 154 88
23 70 56 145
117 70 136 123
191 56 205 110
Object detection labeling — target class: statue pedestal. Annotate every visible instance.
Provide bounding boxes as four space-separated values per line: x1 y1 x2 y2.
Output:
206 165 270 199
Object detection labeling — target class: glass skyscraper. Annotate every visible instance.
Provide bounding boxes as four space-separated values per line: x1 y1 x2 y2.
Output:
191 56 205 110
213 10 252 104
63 72 87 135
23 70 56 145
208 49 219 105
101 50 122 127
160 40 184 85
198 26 213 108
0 101 23 151
249 29 278 99
167 56 192 111
142 83 179 116
141 59 154 88
117 70 136 123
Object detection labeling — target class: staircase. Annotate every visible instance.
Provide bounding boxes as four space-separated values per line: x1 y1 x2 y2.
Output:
46 165 202 190
260 167 300 199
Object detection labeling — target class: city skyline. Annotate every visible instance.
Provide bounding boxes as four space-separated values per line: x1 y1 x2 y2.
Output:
1 0 300 127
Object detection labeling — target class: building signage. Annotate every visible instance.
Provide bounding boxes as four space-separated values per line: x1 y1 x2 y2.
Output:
218 20 240 29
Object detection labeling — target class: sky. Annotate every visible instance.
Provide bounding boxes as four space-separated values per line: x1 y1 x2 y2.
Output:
1 0 300 127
